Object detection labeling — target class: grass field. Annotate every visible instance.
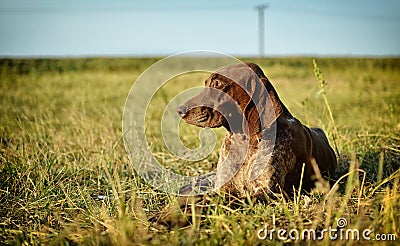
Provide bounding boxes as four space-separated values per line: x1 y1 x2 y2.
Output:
0 57 399 245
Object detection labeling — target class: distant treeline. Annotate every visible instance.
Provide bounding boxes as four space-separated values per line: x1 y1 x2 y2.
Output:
0 57 399 75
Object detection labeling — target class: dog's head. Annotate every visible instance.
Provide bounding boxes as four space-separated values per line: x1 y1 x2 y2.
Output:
176 62 283 135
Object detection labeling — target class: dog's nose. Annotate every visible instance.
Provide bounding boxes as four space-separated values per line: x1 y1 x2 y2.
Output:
176 105 188 118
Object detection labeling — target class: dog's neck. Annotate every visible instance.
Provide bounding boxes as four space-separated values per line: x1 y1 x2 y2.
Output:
246 106 284 138
223 106 284 138
223 87 290 137
245 90 286 138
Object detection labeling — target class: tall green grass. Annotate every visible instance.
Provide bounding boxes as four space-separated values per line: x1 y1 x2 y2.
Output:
0 58 399 245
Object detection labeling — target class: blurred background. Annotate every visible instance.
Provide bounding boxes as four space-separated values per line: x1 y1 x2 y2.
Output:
1 0 399 57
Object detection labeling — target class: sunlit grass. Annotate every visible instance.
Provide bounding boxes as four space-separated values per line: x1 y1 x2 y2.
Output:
0 57 399 245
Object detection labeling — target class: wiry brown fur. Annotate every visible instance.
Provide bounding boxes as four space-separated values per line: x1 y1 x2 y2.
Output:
151 62 336 227
176 62 336 197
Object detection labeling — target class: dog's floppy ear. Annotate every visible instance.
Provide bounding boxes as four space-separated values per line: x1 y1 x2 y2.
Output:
243 73 282 135
260 77 283 118
243 73 260 116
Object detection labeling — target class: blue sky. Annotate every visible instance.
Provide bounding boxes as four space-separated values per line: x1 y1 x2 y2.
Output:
0 0 399 57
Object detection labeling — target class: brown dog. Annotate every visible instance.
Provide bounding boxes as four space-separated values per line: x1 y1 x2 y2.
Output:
176 62 336 199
